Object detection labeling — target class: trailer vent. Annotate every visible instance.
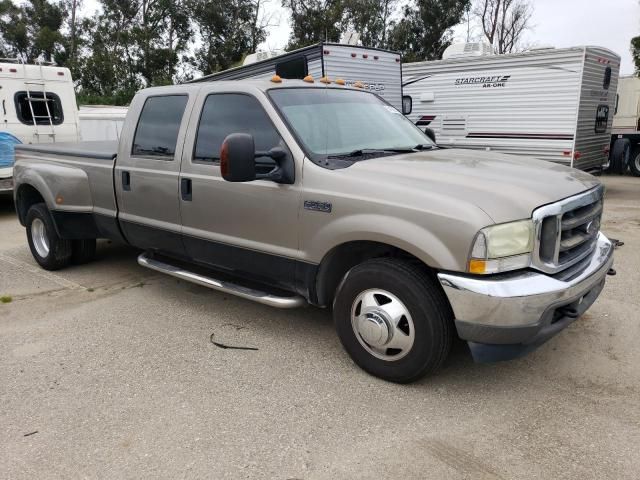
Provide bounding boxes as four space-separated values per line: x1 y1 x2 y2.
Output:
441 117 467 135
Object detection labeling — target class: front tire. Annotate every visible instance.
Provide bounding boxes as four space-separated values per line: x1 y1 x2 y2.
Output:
630 147 640 177
333 258 453 383
26 203 72 271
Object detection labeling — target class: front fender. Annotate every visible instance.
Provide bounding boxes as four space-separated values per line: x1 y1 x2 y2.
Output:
305 213 464 272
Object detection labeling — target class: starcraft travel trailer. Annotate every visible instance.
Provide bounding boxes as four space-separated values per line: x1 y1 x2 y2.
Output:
190 43 403 111
402 44 620 171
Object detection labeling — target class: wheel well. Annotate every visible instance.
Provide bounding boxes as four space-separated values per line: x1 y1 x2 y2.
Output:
314 241 434 307
15 184 45 226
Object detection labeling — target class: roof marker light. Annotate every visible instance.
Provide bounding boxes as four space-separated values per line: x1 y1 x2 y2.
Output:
57 71 64 76
353 81 364 89
270 74 282 83
320 76 331 84
374 56 379 60
9 68 17 72
324 50 330 54
335 78 345 85
351 53 357 58
362 54 368 59
303 75 314 83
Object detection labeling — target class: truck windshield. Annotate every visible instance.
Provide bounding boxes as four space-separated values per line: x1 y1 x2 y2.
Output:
269 88 433 160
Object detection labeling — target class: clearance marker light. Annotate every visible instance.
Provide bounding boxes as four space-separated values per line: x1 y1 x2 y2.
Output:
353 81 364 89
335 78 346 85
303 75 314 83
320 76 331 84
270 74 282 83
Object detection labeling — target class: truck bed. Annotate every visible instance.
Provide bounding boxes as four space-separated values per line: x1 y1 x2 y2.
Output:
15 141 118 161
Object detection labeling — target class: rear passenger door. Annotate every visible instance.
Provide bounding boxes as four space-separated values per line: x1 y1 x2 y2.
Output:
114 91 193 254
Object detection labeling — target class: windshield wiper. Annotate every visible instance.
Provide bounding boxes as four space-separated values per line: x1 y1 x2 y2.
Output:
327 148 393 159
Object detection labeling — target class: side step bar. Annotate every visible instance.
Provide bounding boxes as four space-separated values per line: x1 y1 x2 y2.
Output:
137 253 306 309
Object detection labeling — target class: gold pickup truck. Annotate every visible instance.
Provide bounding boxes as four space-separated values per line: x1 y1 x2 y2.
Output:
12 79 614 382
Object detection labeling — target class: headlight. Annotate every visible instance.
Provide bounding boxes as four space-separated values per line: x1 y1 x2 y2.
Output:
468 219 534 274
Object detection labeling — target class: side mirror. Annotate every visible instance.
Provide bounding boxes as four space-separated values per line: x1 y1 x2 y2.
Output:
221 133 256 182
424 127 436 144
220 133 294 184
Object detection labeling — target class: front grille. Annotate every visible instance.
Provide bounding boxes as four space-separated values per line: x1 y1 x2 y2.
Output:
532 186 604 274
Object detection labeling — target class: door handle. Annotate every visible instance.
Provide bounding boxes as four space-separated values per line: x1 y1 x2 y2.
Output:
122 171 131 191
181 178 192 201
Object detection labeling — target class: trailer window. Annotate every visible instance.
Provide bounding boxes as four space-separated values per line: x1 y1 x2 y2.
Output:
14 91 64 126
132 95 188 159
603 67 611 90
193 93 282 165
276 57 308 79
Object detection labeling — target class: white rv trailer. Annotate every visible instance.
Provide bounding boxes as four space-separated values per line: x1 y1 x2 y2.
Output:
610 75 640 176
402 45 620 171
78 105 128 141
190 43 403 111
0 60 80 193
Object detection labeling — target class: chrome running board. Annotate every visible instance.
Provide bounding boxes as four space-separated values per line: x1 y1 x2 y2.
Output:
137 253 306 309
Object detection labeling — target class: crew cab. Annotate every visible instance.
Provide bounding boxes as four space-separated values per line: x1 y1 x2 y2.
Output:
13 78 614 383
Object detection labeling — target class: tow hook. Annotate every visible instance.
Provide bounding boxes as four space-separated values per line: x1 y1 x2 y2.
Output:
607 268 616 276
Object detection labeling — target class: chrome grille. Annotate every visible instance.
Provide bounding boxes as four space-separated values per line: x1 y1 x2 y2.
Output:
532 185 604 274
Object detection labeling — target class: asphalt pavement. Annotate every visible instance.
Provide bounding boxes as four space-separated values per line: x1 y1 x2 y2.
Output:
1 175 639 479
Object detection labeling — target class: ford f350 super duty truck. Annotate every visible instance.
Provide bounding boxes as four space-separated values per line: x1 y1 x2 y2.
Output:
13 78 614 383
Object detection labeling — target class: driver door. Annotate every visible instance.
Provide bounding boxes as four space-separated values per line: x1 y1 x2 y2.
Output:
178 90 301 290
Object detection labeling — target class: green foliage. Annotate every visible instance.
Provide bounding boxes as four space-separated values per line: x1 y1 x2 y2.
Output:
189 0 265 75
632 36 640 76
0 0 64 62
388 0 470 61
343 0 397 48
283 0 346 50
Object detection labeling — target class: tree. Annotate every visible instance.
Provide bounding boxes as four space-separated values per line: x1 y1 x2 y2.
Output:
388 0 470 62
343 0 398 48
632 36 640 75
0 0 65 63
188 0 265 75
282 0 346 50
474 0 531 54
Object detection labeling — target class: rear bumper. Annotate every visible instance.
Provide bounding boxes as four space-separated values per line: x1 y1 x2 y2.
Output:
437 233 614 362
0 167 13 192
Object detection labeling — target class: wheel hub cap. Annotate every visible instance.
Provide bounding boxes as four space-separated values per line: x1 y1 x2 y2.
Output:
350 289 415 361
31 218 50 258
357 312 391 347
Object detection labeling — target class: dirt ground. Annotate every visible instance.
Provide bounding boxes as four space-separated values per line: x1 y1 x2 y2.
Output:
0 175 638 479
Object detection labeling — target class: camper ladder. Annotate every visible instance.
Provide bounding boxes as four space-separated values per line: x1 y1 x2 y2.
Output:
22 63 56 142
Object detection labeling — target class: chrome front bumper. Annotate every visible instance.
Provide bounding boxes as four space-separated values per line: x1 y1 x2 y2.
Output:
437 233 614 360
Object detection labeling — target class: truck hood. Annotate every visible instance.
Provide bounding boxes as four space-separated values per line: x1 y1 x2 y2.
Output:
347 148 600 223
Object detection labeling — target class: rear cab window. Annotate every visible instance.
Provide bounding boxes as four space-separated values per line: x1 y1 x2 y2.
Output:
193 93 284 171
132 95 188 160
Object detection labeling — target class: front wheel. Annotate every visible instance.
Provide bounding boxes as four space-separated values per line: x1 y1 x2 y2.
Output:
333 258 453 383
26 203 72 271
630 147 640 177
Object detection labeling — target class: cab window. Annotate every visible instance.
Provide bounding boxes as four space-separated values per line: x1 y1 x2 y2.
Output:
132 95 188 159
193 93 282 166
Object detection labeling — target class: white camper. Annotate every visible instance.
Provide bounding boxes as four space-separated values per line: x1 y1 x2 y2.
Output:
0 60 80 193
190 43 403 111
402 45 620 172
78 105 128 141
610 75 640 176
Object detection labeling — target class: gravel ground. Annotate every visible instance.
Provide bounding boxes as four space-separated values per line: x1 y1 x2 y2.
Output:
0 175 639 479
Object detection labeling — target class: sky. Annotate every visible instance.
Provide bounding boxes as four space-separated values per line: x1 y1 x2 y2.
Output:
80 0 639 75
258 0 640 75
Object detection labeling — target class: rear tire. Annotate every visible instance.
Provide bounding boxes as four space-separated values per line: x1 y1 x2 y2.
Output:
26 203 72 271
333 258 453 383
630 147 640 177
72 239 97 264
610 138 630 174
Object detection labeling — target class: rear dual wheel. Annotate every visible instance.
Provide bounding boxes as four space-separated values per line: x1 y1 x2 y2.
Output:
26 203 96 270
333 258 453 383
